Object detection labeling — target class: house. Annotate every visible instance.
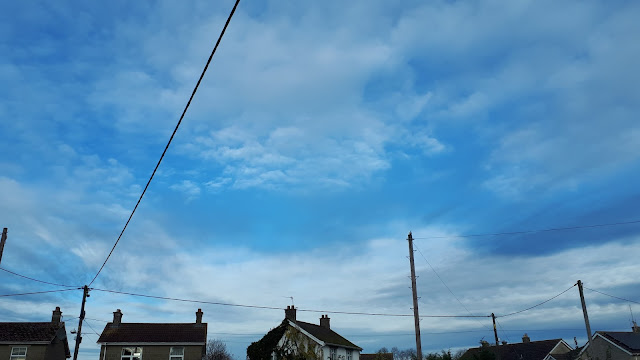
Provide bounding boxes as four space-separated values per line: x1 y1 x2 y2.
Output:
97 308 207 360
0 306 71 360
459 334 573 360
577 324 640 360
247 306 362 360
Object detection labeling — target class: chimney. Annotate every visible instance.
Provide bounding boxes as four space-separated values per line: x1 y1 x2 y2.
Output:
285 305 297 321
52 307 62 325
632 321 640 333
501 341 507 345
113 309 123 326
480 340 490 348
320 315 330 329
522 333 530 343
196 309 203 324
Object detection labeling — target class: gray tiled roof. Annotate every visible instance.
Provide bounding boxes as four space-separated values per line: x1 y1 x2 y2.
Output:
460 339 563 360
0 322 63 343
599 332 640 354
97 323 207 343
292 320 361 350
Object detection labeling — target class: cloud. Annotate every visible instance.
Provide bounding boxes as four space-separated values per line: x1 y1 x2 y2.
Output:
170 180 202 199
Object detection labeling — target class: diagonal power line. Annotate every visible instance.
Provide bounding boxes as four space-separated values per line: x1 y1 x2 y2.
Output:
0 288 80 297
497 284 577 318
413 244 491 329
0 267 80 288
88 0 242 286
584 287 640 305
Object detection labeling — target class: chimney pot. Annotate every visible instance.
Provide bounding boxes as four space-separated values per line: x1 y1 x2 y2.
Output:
196 309 203 324
285 305 297 321
113 309 123 326
52 307 62 325
522 333 530 343
320 314 330 329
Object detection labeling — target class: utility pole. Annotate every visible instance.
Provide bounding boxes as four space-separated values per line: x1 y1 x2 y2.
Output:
73 286 89 360
577 280 593 356
492 313 499 346
0 228 7 265
407 232 423 360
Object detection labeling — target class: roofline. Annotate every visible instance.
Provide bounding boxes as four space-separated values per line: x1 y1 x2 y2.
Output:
287 320 362 351
287 319 325 347
324 342 362 351
96 342 206 346
0 341 51 345
578 333 635 357
596 332 637 355
549 339 572 354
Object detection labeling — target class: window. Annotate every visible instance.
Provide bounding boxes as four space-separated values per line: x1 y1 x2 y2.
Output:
11 347 27 360
329 347 337 360
121 347 143 360
347 350 352 360
170 347 184 360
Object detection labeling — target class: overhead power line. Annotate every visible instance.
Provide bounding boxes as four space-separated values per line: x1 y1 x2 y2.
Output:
497 284 577 318
83 319 102 337
0 288 79 297
91 287 486 318
413 219 640 240
0 267 80 288
584 287 640 305
413 244 491 330
88 0 242 287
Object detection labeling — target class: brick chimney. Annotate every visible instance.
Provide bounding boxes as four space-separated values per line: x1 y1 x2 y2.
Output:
113 309 123 326
285 305 297 321
196 308 203 324
633 321 640 333
320 315 330 329
52 307 62 325
522 333 530 343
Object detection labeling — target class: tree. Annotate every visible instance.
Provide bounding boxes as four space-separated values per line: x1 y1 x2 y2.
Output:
204 339 234 360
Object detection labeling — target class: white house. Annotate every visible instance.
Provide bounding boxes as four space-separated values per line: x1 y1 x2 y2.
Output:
247 306 362 360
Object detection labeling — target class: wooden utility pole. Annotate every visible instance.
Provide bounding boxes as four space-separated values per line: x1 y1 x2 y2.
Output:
492 313 499 346
0 228 7 265
577 280 593 355
407 232 423 360
73 286 89 360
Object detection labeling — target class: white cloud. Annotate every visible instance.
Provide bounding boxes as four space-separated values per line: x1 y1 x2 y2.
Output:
170 180 202 199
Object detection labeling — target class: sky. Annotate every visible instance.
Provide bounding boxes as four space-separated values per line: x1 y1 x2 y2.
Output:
1 0 640 359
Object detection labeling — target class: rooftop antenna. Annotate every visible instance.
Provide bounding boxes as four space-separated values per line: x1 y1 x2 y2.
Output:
630 305 636 323
283 296 294 306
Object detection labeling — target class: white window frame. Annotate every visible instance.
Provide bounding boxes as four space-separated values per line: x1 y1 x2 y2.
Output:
121 347 143 360
11 347 28 360
347 350 353 360
170 347 184 360
329 347 337 360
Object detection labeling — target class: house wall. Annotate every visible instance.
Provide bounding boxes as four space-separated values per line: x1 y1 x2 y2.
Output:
579 337 632 360
319 345 360 360
0 344 53 360
549 342 572 355
44 337 69 360
99 344 204 360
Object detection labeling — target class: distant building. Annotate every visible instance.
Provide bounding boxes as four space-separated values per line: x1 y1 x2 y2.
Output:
96 308 207 360
247 306 362 360
577 325 640 360
459 334 572 360
0 306 71 360
360 353 393 360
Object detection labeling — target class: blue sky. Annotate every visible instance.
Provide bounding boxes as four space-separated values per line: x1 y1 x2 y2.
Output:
1 0 640 359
